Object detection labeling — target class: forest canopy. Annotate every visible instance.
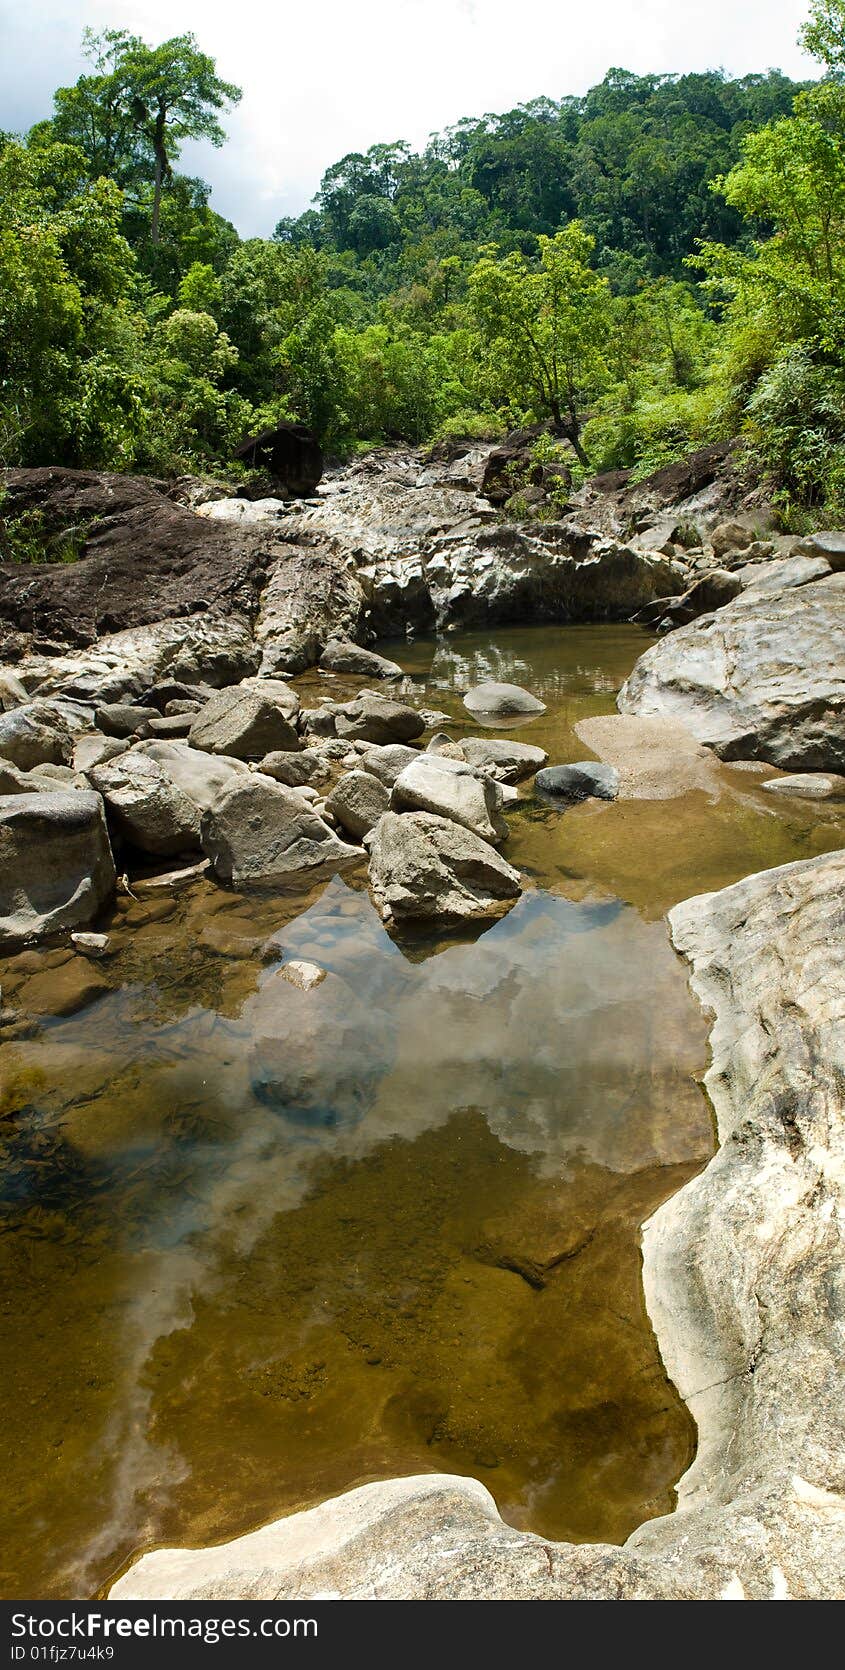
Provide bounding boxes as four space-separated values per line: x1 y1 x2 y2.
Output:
4 2 845 522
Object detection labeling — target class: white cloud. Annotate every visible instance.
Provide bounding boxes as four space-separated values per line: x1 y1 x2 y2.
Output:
2 0 817 235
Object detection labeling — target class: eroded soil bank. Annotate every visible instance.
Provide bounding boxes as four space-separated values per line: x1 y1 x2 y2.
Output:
3 626 843 1599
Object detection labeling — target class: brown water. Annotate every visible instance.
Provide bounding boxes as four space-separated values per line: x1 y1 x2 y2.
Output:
1 624 842 1600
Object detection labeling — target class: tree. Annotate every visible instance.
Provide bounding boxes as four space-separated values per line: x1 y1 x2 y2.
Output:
50 30 241 244
468 225 612 462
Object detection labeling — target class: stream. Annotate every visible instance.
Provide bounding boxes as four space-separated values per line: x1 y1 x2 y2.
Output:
2 624 843 1599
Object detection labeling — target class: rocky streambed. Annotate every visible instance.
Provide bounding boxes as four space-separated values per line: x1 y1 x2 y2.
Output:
1 444 845 1600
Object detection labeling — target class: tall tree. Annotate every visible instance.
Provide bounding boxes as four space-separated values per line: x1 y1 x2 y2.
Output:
50 30 241 244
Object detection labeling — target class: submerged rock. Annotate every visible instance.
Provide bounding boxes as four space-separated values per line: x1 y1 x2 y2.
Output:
113 849 845 1601
0 791 115 947
368 810 521 926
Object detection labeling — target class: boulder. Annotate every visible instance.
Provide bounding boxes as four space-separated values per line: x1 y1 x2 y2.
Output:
74 734 128 773
710 521 754 561
463 681 546 717
325 770 390 839
89 751 202 855
368 811 521 926
232 422 323 497
392 754 509 844
135 739 251 813
95 702 159 738
618 572 845 770
333 694 425 746
141 713 194 738
460 737 548 782
200 776 360 888
0 791 116 947
0 704 72 769
794 529 845 571
257 750 329 788
535 762 619 802
319 640 403 679
189 686 300 760
357 744 421 787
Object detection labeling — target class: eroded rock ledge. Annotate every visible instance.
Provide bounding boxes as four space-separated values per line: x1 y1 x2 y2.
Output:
112 849 845 1601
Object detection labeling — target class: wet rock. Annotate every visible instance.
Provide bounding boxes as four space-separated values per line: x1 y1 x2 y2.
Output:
463 681 545 717
0 791 116 947
257 749 329 788
460 738 548 782
761 772 845 800
332 695 425 746
71 931 112 959
0 705 73 769
392 755 509 845
368 811 521 926
279 959 327 992
535 762 619 803
17 958 111 1017
618 572 845 770
95 702 159 738
89 751 202 855
357 744 421 787
189 685 300 760
319 640 403 679
200 776 360 888
325 770 390 840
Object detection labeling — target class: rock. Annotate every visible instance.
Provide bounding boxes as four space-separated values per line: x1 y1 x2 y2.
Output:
573 715 725 801
279 959 327 992
71 931 112 958
460 737 548 782
357 744 421 787
661 569 743 625
200 776 360 888
142 713 194 738
392 755 509 844
332 695 425 746
535 762 619 802
325 770 390 839
113 849 845 1602
618 572 845 770
18 959 111 1017
368 811 521 927
189 686 300 760
0 791 116 947
164 699 203 716
794 529 845 571
0 705 72 769
710 520 754 560
256 546 365 675
0 669 28 710
734 553 832 595
426 732 467 760
74 734 128 773
89 751 202 855
761 772 845 800
256 749 329 788
319 640 403 679
463 681 546 717
136 739 251 814
0 468 279 653
232 421 323 497
95 702 159 738
0 759 86 796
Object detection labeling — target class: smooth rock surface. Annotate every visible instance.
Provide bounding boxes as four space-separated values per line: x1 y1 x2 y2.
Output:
0 791 116 947
319 640 403 679
463 681 546 717
368 810 521 926
356 744 420 787
137 739 251 814
618 572 845 769
460 737 549 782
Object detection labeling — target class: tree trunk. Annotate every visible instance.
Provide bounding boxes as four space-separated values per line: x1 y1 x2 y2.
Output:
150 104 168 245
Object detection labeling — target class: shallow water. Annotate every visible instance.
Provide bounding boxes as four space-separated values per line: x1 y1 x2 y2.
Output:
1 624 842 1599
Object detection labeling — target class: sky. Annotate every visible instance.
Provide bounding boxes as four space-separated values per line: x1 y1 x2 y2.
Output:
0 0 817 237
